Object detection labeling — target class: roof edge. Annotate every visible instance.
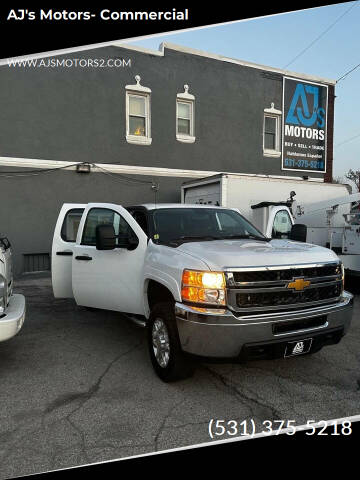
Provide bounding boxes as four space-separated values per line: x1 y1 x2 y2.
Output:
118 41 336 85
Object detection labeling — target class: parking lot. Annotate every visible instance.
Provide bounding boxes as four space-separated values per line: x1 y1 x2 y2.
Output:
0 274 359 478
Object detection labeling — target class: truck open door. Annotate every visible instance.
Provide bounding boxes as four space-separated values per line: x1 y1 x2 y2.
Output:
71 203 148 315
52 204 86 298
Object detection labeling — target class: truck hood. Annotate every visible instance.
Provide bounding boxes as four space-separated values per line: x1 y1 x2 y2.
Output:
176 239 339 270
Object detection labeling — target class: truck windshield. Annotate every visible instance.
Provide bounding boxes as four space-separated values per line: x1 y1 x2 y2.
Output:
151 208 269 245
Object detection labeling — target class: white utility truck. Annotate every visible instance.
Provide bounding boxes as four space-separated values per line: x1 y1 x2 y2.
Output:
295 193 360 277
0 235 26 341
181 173 360 276
52 203 353 382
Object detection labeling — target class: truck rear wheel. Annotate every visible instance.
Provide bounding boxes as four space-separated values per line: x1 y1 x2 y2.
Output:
148 302 194 382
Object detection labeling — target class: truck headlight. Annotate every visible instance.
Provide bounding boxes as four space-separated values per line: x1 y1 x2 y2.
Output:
181 270 226 306
341 263 345 291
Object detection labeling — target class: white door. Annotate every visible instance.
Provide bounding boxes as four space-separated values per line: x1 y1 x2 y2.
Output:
72 203 148 315
52 204 86 298
183 182 221 205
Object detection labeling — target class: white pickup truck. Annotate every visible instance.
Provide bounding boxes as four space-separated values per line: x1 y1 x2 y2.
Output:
52 203 354 382
0 235 26 342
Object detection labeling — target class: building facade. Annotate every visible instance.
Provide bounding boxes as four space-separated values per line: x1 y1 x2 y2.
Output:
0 42 336 276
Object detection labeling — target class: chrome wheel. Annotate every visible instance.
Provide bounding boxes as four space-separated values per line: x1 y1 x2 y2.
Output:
152 318 170 368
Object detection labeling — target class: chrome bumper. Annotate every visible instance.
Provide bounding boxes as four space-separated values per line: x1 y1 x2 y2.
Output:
175 291 353 358
0 294 26 342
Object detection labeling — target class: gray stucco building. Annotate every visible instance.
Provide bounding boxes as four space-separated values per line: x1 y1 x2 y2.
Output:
0 42 336 276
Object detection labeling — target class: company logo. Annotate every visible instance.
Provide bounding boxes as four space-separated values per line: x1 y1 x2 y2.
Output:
287 277 311 292
292 341 305 355
286 83 325 128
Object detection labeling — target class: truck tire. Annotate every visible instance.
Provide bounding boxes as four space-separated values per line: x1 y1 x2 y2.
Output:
148 302 194 382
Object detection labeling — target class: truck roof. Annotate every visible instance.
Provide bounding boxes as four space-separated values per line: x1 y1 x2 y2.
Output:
130 203 227 210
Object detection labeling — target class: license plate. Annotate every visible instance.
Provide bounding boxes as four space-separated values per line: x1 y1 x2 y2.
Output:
284 338 313 357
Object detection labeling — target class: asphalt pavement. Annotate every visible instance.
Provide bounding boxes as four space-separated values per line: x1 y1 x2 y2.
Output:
0 274 359 478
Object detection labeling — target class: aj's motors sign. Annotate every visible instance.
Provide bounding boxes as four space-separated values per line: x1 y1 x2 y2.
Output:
282 77 328 173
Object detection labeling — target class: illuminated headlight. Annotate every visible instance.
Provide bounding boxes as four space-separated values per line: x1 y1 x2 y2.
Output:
341 263 345 291
181 270 226 306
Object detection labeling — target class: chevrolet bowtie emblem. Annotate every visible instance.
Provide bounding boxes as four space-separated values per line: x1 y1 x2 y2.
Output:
287 278 311 291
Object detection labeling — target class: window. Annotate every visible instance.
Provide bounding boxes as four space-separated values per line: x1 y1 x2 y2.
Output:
81 208 137 247
177 100 194 138
263 103 282 157
176 85 195 143
0 236 10 251
215 211 241 233
264 116 278 150
272 210 293 239
152 208 264 245
125 75 151 145
129 210 149 236
61 208 84 242
128 95 147 136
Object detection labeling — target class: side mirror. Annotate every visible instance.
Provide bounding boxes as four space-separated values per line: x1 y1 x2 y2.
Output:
96 224 116 250
290 224 307 243
126 236 139 251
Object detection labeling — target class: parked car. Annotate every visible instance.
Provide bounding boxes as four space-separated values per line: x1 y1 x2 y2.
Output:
52 203 353 382
0 235 26 342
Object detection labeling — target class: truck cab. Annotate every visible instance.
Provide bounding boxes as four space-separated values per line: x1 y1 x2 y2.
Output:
52 203 353 382
249 201 295 239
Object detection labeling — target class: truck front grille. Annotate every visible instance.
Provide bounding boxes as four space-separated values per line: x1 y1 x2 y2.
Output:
236 283 341 308
232 264 341 283
226 262 343 314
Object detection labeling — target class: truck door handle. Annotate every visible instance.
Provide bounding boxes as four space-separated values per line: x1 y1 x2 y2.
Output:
75 255 93 261
56 251 73 256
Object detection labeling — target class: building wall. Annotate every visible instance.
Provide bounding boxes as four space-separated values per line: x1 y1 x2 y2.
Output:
0 44 335 276
0 44 332 176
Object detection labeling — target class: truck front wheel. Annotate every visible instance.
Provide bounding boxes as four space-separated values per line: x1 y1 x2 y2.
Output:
148 302 194 382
